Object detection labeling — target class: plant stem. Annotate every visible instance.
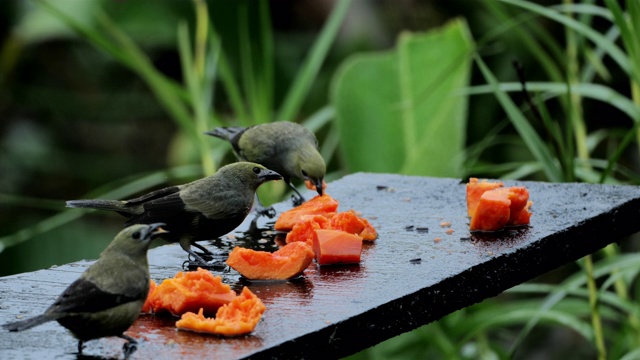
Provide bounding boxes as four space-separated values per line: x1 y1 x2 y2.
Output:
192 0 215 176
563 0 589 170
193 0 208 79
602 244 640 344
277 0 352 121
584 254 607 360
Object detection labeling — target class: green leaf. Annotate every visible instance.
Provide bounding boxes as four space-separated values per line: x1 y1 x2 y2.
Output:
331 19 474 177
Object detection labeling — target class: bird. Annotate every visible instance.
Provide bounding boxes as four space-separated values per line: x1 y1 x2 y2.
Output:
205 121 326 210
65 162 282 265
3 223 166 356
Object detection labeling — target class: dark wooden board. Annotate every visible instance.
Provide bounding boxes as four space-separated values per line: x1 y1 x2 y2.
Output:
2 173 640 359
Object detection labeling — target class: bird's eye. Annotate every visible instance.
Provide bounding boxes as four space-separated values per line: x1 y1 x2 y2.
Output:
252 167 261 174
132 231 141 240
301 170 308 177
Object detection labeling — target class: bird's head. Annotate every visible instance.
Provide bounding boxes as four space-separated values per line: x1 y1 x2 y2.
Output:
106 223 167 256
222 162 282 189
295 146 327 196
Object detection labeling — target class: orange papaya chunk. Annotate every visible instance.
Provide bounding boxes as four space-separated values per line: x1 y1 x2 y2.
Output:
313 229 363 265
226 242 315 280
492 187 530 224
274 195 339 231
329 210 378 241
466 178 504 217
512 200 533 225
469 190 511 231
147 267 236 316
286 215 331 246
141 279 157 313
176 287 266 337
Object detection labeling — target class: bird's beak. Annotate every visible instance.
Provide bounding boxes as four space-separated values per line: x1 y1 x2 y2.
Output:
315 178 324 196
143 223 169 240
260 169 283 182
203 130 217 137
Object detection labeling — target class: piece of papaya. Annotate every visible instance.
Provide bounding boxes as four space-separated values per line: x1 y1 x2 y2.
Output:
313 229 363 265
492 186 530 224
305 179 328 193
329 210 378 241
274 195 339 231
226 242 315 280
512 200 533 225
176 286 266 337
469 190 511 231
466 178 504 217
285 215 331 246
469 186 533 231
141 279 157 313
146 267 236 316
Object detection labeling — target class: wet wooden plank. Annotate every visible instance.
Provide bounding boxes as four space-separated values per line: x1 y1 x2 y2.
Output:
2 173 640 359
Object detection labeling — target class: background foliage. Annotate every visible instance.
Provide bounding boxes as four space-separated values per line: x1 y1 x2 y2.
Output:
1 0 639 359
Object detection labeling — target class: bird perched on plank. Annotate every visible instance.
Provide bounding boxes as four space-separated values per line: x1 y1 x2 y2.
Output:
66 162 282 265
3 223 165 357
206 121 326 209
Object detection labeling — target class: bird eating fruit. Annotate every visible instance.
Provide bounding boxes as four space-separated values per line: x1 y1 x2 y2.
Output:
206 121 326 212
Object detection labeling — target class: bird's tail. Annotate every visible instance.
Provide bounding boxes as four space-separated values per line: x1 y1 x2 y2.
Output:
66 199 133 216
3 314 55 332
205 126 245 141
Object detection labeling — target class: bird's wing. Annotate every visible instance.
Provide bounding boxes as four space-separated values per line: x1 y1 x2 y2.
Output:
124 186 181 206
49 278 143 314
182 188 249 221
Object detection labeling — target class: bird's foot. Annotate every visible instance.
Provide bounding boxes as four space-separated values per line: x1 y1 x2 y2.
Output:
291 194 305 207
123 342 138 359
119 335 138 359
183 257 227 272
77 340 85 355
254 205 276 218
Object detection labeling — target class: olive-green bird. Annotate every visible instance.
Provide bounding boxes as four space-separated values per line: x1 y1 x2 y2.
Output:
206 121 326 207
65 162 282 265
2 223 165 356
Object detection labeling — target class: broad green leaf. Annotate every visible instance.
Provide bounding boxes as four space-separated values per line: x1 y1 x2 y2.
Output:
331 19 473 177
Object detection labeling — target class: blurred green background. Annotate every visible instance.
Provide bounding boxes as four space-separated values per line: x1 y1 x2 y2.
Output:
1 0 640 358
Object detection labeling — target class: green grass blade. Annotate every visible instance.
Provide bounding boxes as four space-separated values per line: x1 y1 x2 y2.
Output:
483 1 564 82
277 0 352 121
177 21 216 176
209 26 248 124
498 0 635 83
464 82 640 121
300 105 335 133
259 0 274 120
474 55 563 182
237 1 260 124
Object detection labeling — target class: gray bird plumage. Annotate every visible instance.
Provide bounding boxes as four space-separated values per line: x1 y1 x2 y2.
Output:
206 121 326 207
65 162 282 265
2 223 165 356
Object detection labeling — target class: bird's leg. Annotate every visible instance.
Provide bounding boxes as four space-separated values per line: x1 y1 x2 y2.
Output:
253 193 276 218
119 334 138 358
77 340 84 354
192 242 214 256
288 183 305 206
179 239 209 266
186 248 210 266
